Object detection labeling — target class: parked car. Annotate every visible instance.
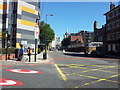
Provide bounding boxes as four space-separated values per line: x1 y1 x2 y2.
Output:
91 50 104 57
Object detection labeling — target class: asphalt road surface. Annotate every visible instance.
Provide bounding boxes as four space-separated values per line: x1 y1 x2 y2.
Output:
1 50 120 89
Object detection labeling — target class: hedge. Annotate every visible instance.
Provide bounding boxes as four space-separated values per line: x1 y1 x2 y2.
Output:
0 47 16 54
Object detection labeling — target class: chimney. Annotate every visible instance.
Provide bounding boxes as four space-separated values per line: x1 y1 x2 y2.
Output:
110 2 115 10
94 21 98 30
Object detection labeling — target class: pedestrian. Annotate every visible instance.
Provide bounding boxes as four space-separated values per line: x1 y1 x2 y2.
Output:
84 50 88 56
17 45 23 61
27 47 32 62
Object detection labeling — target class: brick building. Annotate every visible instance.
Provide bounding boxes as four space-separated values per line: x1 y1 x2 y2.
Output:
62 30 94 52
104 3 120 55
93 21 106 53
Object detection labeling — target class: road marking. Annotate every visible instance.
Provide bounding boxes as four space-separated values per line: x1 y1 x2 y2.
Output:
107 75 119 78
56 64 119 88
0 78 24 86
6 69 43 74
75 75 120 88
54 64 67 81
64 66 117 76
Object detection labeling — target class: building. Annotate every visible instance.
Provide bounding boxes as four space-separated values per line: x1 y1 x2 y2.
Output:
93 21 106 53
63 28 69 39
62 30 94 52
0 0 40 53
78 30 94 44
94 21 106 42
55 36 61 49
104 3 120 55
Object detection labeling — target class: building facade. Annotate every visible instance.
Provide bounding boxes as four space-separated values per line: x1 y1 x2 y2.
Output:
93 21 106 53
0 0 40 52
62 30 94 52
104 3 120 55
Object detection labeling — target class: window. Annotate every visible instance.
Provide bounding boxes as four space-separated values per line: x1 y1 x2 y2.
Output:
110 34 113 40
110 23 113 29
116 9 119 15
107 34 110 40
113 33 116 39
107 24 110 30
116 20 119 27
108 44 111 51
113 21 116 28
112 44 116 51
114 11 116 16
119 20 120 26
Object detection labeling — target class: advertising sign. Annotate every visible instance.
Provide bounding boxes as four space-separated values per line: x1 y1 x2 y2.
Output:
88 42 103 47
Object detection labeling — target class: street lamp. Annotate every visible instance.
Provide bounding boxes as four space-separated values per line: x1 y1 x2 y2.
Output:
43 14 54 59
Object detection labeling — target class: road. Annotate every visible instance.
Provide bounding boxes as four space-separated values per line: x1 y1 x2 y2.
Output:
1 50 119 89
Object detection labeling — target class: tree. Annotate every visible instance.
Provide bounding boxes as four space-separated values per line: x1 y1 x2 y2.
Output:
61 37 70 49
39 21 55 47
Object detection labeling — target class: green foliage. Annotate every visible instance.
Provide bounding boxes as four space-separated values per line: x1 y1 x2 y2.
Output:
39 21 55 46
1 47 16 54
38 48 41 54
0 31 7 39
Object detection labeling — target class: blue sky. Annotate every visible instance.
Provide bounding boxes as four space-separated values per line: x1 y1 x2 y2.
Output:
40 2 118 41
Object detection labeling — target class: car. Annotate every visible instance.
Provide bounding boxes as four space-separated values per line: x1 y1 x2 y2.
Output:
91 50 104 57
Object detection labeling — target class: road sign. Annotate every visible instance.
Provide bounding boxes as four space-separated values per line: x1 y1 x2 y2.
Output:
6 69 43 74
35 22 39 39
0 78 24 86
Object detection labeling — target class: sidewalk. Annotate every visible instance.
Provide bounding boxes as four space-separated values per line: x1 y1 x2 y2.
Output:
22 52 50 64
0 52 51 67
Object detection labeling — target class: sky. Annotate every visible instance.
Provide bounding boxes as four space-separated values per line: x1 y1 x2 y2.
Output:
40 2 119 41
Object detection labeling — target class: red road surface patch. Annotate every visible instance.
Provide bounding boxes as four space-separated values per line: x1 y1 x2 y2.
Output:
54 58 118 60
0 78 24 86
0 65 14 67
6 69 43 74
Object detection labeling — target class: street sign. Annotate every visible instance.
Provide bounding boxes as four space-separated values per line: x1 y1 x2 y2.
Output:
0 78 24 86
21 41 27 45
35 22 39 39
6 69 43 74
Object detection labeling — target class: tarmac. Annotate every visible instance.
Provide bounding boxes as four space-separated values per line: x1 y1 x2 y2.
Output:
0 51 119 68
0 52 51 68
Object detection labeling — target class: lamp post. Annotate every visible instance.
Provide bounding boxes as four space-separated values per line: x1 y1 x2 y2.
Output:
43 14 54 59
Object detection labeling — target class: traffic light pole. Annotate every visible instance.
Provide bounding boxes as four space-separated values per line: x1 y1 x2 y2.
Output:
35 39 37 62
6 31 8 61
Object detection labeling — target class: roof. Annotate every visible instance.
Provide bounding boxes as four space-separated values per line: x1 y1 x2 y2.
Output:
104 5 120 15
70 36 83 42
